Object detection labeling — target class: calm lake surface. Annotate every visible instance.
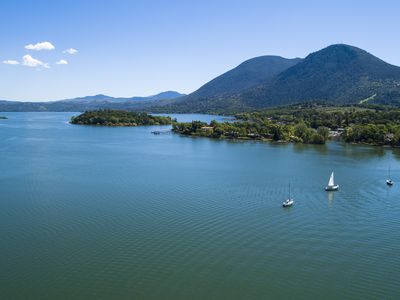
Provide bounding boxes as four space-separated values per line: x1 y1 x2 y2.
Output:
1 112 400 299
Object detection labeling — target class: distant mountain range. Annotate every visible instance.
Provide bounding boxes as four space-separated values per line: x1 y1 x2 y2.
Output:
2 44 400 113
0 91 185 112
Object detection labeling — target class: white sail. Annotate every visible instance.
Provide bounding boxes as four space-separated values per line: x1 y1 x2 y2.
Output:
328 172 334 186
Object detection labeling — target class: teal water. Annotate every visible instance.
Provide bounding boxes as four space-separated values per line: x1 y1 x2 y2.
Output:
1 112 400 299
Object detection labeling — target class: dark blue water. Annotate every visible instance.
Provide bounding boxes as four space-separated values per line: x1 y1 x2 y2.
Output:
1 112 399 299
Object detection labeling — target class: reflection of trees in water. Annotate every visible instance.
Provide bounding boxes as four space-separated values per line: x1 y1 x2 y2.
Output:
292 141 385 158
293 143 328 155
340 143 385 159
209 140 398 162
390 148 400 161
266 141 390 159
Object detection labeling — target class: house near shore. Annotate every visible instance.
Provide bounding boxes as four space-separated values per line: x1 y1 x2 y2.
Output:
329 127 345 137
201 126 214 132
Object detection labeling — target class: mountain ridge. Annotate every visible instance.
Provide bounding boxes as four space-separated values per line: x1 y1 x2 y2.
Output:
183 55 302 100
159 44 400 113
0 91 185 112
241 44 400 108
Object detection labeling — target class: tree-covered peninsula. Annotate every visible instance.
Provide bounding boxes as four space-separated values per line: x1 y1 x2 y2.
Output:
71 110 172 126
173 119 329 144
173 104 400 146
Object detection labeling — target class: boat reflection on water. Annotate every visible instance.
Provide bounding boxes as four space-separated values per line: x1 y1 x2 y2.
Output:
327 190 334 207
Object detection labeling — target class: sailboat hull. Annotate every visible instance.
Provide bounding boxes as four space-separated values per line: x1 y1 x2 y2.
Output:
325 185 339 191
282 199 294 207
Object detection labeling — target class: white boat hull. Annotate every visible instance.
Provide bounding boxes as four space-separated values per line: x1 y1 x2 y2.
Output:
325 185 339 191
386 180 394 186
282 199 294 207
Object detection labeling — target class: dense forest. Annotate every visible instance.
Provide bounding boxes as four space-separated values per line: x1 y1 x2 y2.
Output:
173 104 400 146
173 118 329 144
70 110 172 126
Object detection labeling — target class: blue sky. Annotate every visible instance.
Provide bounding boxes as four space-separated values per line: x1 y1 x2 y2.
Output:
1 0 400 101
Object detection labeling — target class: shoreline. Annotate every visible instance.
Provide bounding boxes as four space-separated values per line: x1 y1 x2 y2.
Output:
173 132 400 148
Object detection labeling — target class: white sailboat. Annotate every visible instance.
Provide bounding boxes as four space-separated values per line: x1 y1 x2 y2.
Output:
325 171 339 191
386 166 394 186
282 184 294 207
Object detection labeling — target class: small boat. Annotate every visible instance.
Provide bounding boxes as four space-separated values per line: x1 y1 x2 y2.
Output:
386 166 394 186
282 184 294 207
282 199 294 207
325 171 339 191
151 131 161 135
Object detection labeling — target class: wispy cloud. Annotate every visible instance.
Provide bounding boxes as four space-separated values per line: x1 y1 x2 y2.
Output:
3 60 19 65
63 48 78 54
22 54 50 68
56 59 68 65
25 41 55 51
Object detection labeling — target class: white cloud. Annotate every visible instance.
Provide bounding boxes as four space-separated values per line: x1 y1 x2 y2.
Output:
63 48 78 54
56 59 68 65
25 41 55 51
22 54 50 68
3 60 19 65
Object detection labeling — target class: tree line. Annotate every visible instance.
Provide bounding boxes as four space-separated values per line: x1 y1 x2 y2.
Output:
173 119 329 144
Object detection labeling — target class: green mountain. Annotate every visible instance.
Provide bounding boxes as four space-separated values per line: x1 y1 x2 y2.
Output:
242 44 400 108
186 56 302 98
158 44 400 113
166 56 302 113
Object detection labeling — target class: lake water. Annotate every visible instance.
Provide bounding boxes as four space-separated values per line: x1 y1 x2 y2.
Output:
1 112 400 299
